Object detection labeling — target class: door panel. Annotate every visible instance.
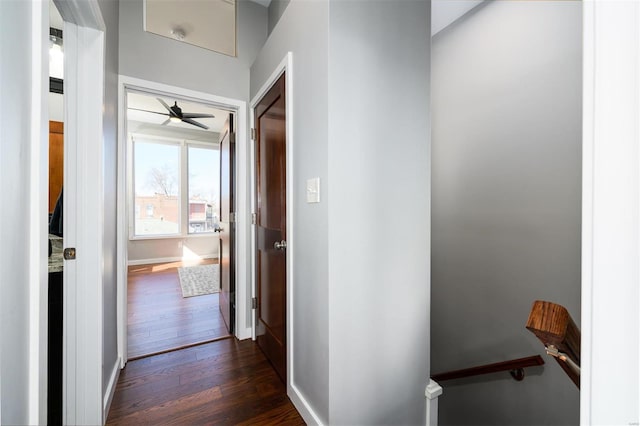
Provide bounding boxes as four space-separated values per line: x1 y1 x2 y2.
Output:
219 115 236 334
255 74 287 383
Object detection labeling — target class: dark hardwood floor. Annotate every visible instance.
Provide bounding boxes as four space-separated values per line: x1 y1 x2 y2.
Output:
128 259 230 359
106 338 305 425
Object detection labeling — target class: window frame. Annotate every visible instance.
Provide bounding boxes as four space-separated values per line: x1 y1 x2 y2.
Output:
129 132 219 240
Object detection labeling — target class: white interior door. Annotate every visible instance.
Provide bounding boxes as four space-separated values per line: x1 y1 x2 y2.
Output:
55 1 106 423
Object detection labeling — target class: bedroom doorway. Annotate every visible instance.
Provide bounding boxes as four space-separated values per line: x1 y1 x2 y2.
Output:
123 88 234 359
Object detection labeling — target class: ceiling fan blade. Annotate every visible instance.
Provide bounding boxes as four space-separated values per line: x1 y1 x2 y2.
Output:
128 107 170 117
161 118 171 126
181 113 215 119
156 98 174 115
182 118 209 130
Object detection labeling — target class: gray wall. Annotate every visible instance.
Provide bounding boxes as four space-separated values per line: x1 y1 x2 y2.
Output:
128 237 217 263
0 2 39 422
431 2 582 424
99 0 120 397
250 0 330 422
267 0 290 35
119 0 267 102
252 1 432 424
327 1 431 424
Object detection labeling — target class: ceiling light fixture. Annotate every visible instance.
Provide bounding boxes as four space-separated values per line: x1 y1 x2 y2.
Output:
169 116 182 123
170 27 186 41
49 28 64 79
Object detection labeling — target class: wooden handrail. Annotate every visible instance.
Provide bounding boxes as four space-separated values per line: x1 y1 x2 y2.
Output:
526 300 581 388
431 355 544 382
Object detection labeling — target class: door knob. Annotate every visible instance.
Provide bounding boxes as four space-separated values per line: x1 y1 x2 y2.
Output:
63 247 76 260
274 240 287 250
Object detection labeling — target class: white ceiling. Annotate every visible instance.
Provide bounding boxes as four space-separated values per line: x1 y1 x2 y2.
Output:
432 0 484 36
127 91 230 137
50 0 64 30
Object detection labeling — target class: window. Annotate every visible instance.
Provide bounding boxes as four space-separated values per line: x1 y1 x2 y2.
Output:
131 135 219 238
188 146 219 234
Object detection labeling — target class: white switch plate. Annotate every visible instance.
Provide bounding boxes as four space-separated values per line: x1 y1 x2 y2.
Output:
306 177 320 203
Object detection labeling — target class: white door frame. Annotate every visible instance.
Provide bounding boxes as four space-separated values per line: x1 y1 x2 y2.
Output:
28 2 48 423
116 76 250 368
581 1 640 423
53 0 106 424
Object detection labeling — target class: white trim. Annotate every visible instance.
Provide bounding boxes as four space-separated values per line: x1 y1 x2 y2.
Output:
249 52 309 417
580 3 595 423
249 108 256 341
64 23 105 425
238 327 253 342
127 254 218 266
289 383 324 426
102 358 121 424
129 233 220 241
54 0 105 31
234 93 250 342
581 1 640 424
54 2 108 422
117 75 250 365
28 2 49 423
117 77 129 367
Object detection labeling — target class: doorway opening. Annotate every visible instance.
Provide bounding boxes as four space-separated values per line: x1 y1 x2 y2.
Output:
47 2 65 423
117 76 251 368
123 88 236 359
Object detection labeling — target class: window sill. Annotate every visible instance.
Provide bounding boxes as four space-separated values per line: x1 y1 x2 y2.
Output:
129 233 218 241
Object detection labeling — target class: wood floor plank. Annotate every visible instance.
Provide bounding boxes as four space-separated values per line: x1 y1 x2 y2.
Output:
127 259 229 358
106 339 305 425
236 402 306 426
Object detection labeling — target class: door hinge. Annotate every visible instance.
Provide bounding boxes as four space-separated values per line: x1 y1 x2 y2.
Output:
229 212 236 223
250 128 256 141
251 213 257 225
252 297 258 309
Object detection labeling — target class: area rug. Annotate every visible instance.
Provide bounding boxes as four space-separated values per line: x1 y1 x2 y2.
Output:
178 264 220 298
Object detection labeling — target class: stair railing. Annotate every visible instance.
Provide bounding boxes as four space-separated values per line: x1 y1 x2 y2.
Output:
526 300 580 388
431 355 545 383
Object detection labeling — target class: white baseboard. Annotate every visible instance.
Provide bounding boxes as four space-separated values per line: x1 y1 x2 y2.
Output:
237 326 252 341
289 382 324 426
127 254 218 266
103 358 121 424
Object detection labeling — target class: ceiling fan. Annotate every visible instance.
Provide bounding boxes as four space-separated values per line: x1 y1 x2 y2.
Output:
129 98 215 130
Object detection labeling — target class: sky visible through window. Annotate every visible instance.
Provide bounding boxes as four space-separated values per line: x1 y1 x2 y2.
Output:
134 141 179 196
189 146 219 203
188 146 219 233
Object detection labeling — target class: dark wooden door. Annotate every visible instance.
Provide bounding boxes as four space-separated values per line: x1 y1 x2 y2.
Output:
255 74 287 383
219 115 236 334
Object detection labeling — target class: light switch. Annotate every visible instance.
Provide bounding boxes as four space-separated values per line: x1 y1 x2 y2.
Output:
306 177 320 203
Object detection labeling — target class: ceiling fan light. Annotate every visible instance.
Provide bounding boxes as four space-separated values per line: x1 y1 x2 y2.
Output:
169 116 181 123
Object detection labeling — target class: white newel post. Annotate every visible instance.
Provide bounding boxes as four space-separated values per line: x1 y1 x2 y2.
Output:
425 379 443 426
